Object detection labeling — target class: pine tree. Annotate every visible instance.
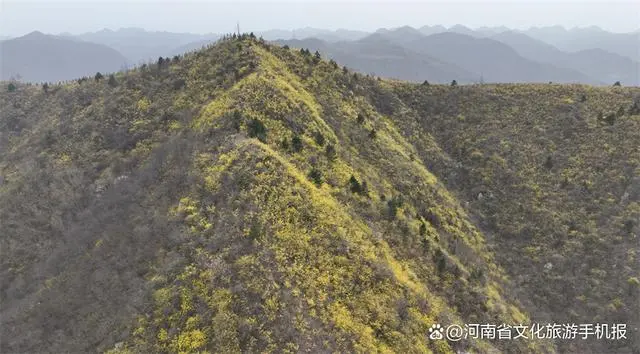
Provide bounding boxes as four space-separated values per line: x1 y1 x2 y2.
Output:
308 168 323 186
108 74 117 87
247 118 267 142
280 137 290 150
291 135 303 152
313 131 325 146
349 175 362 194
325 144 337 161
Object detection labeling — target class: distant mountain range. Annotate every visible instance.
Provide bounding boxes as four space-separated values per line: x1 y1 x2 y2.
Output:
1 25 638 84
258 27 370 42
523 26 639 60
491 31 639 85
0 31 128 82
415 32 599 83
69 27 220 64
275 36 477 84
278 27 636 85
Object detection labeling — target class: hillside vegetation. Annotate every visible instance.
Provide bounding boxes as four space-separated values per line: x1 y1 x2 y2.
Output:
1 35 638 354
391 82 640 353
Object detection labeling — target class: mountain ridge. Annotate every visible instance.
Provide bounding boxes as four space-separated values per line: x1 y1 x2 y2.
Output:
276 36 478 83
4 25 639 85
1 35 639 354
491 31 640 85
1 35 552 354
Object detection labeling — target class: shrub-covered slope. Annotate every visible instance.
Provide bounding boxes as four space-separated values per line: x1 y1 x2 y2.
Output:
391 83 640 353
1 36 637 354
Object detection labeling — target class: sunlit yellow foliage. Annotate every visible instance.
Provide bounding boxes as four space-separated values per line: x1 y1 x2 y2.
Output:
170 329 206 354
136 97 151 112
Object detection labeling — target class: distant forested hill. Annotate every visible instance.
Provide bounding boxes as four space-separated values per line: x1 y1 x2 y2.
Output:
0 31 128 83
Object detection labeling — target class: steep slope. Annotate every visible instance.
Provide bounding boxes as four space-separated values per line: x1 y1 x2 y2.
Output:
1 36 549 354
277 35 476 84
405 32 600 84
392 83 640 354
491 31 640 86
0 31 128 82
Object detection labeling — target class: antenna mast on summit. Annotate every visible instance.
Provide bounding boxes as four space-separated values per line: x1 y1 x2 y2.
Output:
237 22 240 36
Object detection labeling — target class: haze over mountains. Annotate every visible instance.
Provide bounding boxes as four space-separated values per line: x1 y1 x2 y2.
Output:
0 31 129 83
275 36 478 84
524 26 640 60
69 28 220 64
281 29 598 85
1 24 638 84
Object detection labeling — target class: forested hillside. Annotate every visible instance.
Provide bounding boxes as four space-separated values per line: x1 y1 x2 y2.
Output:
1 36 638 354
391 82 640 353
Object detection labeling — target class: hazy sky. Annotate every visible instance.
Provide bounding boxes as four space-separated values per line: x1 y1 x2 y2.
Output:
1 0 638 37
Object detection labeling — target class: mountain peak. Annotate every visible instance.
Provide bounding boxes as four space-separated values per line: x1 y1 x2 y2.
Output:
2 29 128 82
394 25 419 32
0 36 552 354
22 31 47 39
